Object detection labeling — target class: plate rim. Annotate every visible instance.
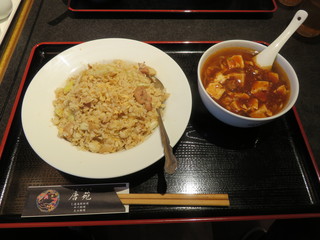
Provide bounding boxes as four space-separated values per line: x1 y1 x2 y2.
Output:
21 38 192 179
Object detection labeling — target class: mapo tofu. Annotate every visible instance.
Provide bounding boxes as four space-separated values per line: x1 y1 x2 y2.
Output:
201 47 290 118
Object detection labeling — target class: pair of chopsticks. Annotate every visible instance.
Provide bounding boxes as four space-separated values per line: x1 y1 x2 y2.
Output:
117 193 230 207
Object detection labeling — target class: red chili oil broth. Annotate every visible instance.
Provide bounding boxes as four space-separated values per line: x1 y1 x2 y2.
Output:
201 47 290 118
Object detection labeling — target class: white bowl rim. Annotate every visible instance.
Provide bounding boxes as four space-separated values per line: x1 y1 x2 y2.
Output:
197 39 299 122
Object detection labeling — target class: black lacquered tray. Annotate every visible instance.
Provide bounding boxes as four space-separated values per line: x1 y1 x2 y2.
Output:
67 0 277 18
0 41 320 227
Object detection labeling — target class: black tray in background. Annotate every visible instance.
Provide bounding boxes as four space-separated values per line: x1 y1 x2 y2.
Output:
68 0 277 18
0 42 320 225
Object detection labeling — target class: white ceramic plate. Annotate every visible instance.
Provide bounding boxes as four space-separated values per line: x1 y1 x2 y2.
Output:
21 38 192 179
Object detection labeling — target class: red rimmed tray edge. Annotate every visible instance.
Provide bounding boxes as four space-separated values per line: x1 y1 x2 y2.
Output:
0 41 319 227
1 212 320 228
67 0 278 13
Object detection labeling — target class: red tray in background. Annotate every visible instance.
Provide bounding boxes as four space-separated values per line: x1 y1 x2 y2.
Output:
67 0 277 18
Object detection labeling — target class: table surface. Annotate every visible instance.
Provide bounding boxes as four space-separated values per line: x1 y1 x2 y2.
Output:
0 0 320 224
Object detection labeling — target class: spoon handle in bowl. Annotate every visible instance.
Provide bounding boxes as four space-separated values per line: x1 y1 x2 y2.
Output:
255 10 308 69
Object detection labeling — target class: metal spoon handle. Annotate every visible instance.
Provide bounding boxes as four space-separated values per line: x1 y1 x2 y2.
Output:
156 109 178 174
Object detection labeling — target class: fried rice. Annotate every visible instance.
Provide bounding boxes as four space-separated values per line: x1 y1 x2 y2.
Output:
52 60 169 154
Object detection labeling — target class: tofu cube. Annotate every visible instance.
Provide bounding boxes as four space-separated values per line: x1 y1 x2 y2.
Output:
215 72 228 84
247 98 259 111
268 72 279 84
274 85 288 96
233 92 250 100
230 100 243 113
251 81 270 102
249 104 272 118
251 81 270 94
206 82 225 100
227 55 245 69
228 72 246 87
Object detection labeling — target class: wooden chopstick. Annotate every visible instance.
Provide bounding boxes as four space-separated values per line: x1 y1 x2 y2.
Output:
117 193 230 207
118 193 229 200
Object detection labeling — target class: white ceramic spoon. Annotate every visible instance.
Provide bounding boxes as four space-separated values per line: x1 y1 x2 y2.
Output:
254 10 308 70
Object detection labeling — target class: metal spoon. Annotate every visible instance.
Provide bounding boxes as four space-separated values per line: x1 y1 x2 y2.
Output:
254 10 308 70
149 75 178 174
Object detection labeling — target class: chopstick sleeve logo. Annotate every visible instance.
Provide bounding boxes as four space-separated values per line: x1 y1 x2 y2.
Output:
36 189 60 212
22 183 128 217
